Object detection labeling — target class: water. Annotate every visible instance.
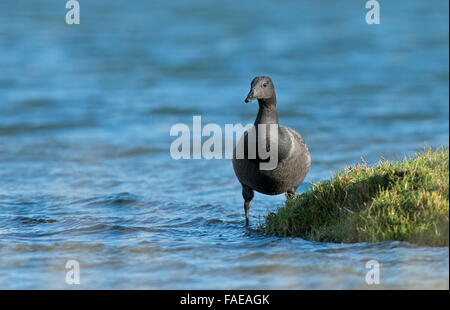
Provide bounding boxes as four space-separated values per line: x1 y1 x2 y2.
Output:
0 0 448 289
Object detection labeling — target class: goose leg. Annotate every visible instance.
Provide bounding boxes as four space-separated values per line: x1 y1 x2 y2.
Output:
285 190 295 200
242 184 254 225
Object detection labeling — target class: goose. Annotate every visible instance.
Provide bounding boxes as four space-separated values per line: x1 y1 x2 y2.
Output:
232 76 311 224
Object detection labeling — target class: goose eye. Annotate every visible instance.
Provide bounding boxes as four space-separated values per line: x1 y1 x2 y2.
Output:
263 83 267 88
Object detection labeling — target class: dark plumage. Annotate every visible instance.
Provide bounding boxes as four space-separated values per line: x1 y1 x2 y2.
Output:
232 76 311 224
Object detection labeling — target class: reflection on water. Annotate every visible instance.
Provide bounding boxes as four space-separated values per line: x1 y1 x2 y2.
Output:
0 0 448 289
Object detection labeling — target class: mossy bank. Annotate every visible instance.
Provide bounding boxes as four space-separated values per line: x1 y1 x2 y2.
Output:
260 148 449 246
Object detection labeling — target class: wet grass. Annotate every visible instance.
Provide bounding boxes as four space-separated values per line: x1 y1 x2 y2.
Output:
260 148 449 246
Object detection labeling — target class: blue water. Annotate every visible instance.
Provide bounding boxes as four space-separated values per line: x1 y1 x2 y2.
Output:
0 0 448 289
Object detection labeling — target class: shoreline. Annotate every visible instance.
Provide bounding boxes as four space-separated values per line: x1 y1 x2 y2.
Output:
260 148 449 247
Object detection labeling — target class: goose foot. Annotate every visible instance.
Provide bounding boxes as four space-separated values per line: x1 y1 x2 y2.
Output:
285 191 295 200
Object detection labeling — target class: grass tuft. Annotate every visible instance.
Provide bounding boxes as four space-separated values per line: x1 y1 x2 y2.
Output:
260 148 449 246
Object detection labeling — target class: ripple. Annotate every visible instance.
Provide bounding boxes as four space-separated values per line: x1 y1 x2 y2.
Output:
74 193 141 207
119 147 166 157
150 107 200 115
0 121 96 135
13 216 58 226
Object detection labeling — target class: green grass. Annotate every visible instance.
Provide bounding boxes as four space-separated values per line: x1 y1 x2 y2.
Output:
260 148 449 246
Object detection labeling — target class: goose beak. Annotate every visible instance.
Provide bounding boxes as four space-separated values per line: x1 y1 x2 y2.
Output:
245 89 257 103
